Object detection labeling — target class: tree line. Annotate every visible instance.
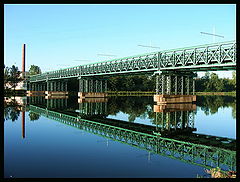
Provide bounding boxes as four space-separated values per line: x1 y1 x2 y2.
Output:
4 64 41 94
108 71 236 92
4 64 236 93
108 75 155 91
195 71 236 92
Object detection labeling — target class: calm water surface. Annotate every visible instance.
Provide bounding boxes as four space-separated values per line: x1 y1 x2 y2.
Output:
4 95 236 178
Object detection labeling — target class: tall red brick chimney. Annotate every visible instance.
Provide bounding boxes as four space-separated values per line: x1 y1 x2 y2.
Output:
22 44 26 77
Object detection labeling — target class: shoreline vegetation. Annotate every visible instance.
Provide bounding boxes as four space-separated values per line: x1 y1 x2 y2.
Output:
4 64 236 97
194 91 236 96
4 90 236 97
107 91 236 96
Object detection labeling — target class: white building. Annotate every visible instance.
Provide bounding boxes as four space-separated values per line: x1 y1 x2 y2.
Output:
5 72 29 91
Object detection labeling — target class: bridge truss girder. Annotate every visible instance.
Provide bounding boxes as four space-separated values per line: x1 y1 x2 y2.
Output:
29 41 236 82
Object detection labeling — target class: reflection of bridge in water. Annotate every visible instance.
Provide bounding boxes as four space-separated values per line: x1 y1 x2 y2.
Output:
28 96 236 171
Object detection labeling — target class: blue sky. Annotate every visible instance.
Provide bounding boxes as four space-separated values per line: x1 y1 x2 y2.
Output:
4 4 236 78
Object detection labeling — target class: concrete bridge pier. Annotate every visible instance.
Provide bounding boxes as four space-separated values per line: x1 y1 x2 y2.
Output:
154 71 197 104
78 77 108 98
27 81 45 96
45 80 68 96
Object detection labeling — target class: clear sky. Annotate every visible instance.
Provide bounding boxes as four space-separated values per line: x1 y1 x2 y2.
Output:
4 4 236 78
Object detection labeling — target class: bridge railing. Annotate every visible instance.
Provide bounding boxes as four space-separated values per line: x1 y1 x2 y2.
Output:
159 41 236 70
29 41 236 82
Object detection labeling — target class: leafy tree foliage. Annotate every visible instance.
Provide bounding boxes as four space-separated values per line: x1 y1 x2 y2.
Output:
108 72 235 92
196 72 236 92
29 65 41 75
4 65 22 93
108 75 155 91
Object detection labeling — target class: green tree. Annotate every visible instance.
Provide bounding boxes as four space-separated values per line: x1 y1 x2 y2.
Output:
142 75 155 91
108 77 118 91
195 77 205 92
29 65 41 75
231 71 236 90
204 73 224 92
4 65 10 89
123 76 135 91
8 65 21 94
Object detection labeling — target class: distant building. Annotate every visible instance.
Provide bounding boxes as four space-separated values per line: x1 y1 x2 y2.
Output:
5 71 29 91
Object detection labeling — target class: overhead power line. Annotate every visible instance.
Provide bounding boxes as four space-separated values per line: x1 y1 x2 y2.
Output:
138 45 161 49
98 54 116 56
200 32 224 38
73 60 92 62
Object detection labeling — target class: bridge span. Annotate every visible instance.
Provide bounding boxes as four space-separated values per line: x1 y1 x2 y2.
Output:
27 41 236 103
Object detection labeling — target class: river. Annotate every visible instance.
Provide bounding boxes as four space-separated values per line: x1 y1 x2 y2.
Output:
4 95 236 178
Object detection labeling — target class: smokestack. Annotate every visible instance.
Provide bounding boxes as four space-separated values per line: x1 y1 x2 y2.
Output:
22 44 26 77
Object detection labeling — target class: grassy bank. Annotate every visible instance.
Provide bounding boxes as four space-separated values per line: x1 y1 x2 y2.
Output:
107 91 154 96
195 92 236 96
107 91 236 96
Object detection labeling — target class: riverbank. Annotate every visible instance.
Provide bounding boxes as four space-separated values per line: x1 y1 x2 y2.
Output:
107 91 236 96
195 92 236 96
107 91 154 96
4 90 236 97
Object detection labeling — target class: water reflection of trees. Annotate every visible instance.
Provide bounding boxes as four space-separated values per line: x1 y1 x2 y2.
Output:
107 95 236 123
28 111 41 121
5 95 235 122
4 98 21 122
107 96 153 122
196 96 236 118
4 97 41 122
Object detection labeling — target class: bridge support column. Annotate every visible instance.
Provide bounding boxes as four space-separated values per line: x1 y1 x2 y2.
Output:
78 77 108 98
45 80 68 97
46 97 68 109
153 104 196 136
154 71 197 104
78 98 108 117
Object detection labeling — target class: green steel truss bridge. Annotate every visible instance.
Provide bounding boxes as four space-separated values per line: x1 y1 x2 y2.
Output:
29 104 236 171
29 41 236 82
